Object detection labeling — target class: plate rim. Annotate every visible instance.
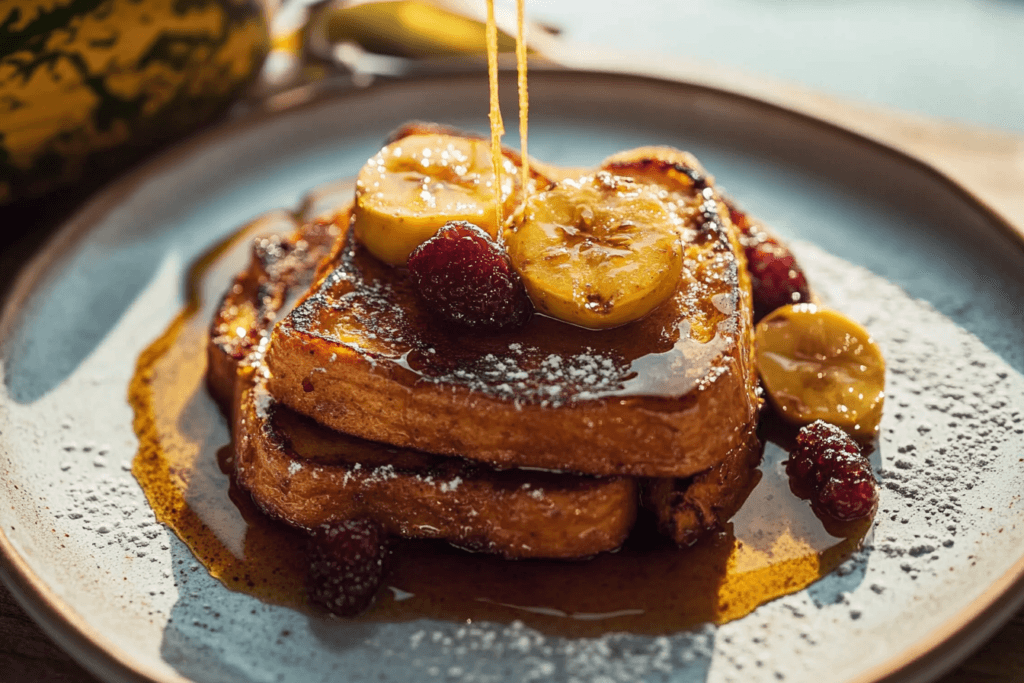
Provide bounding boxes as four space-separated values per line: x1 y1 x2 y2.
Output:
1 67 1023 683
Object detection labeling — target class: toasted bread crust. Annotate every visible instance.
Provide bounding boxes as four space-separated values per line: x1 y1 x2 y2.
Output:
208 211 341 411
207 211 302 409
266 199 759 478
642 428 764 546
268 325 756 478
235 369 638 559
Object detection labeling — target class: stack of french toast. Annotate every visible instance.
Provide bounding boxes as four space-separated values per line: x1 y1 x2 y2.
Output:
207 123 769 611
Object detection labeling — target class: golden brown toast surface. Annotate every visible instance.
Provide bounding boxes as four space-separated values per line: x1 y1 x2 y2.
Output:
265 155 759 478
208 207 640 559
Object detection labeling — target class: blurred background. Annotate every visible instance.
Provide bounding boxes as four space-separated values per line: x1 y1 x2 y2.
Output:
4 0 1023 208
525 0 1024 133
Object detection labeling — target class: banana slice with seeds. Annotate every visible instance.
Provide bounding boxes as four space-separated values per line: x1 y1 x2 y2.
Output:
352 133 526 265
505 172 684 330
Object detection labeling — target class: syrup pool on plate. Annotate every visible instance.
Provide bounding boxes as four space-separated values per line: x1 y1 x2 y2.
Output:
129 179 869 636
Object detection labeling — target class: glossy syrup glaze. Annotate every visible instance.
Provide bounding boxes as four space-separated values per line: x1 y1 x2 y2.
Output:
129 182 870 636
286 195 742 410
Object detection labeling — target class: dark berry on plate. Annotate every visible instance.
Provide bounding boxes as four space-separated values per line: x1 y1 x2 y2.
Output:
746 238 811 322
727 203 753 236
817 464 878 521
408 221 532 331
787 420 878 522
306 519 388 617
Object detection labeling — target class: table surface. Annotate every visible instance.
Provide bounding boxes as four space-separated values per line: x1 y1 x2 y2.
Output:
3 1 1024 681
528 0 1024 135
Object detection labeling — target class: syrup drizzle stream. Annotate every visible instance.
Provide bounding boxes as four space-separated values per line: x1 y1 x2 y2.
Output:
515 0 529 210
485 0 504 230
129 193 869 635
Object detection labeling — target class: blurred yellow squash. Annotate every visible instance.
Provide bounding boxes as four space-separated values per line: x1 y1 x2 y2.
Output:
0 0 269 203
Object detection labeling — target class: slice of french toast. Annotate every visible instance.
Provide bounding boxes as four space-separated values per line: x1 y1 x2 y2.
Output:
209 202 764 554
210 207 640 559
207 216 338 410
233 369 639 559
264 142 760 479
207 178 358 410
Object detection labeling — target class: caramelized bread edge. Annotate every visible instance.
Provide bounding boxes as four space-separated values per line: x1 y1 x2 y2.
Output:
267 325 757 478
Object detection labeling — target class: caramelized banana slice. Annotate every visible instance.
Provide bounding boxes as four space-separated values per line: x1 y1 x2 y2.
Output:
601 145 713 193
756 304 886 439
505 172 684 330
600 146 729 239
352 133 523 265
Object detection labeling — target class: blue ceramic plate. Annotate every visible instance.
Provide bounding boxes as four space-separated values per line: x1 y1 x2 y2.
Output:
2 71 1024 683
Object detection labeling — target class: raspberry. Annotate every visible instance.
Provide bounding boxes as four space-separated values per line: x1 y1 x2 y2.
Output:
818 466 878 521
306 519 388 616
746 238 810 321
788 420 878 522
408 221 532 331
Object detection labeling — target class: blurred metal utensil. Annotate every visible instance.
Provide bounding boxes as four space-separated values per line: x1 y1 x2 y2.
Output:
248 0 561 109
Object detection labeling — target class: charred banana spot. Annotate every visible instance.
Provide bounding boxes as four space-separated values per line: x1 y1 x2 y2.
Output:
669 161 708 191
584 291 614 315
604 158 708 191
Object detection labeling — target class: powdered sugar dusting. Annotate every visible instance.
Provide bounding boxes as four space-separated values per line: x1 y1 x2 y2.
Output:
430 345 628 407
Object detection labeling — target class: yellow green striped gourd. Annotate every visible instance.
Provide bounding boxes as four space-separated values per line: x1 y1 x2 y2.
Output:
1 0 269 203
